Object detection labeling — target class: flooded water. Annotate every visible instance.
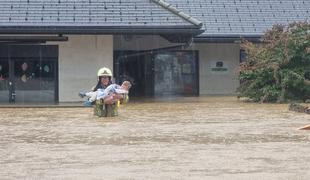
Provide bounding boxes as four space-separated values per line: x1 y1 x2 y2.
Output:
0 97 309 180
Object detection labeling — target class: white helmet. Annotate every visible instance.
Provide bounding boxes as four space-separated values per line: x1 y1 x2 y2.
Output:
97 67 112 77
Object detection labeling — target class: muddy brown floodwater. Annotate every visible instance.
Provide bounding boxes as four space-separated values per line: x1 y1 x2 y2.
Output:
0 97 309 180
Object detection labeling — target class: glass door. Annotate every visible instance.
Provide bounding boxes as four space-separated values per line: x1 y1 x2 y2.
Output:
153 51 199 96
0 45 58 104
114 51 151 97
13 58 57 103
0 58 9 102
114 50 198 97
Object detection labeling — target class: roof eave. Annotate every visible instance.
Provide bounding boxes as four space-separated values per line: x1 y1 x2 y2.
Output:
194 35 263 43
0 26 204 35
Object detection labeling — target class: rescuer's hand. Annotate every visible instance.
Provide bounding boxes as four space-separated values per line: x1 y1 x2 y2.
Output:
103 93 123 104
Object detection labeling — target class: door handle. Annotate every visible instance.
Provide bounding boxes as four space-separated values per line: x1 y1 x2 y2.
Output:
11 93 16 100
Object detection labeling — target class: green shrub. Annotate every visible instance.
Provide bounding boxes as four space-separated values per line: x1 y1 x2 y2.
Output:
238 22 310 103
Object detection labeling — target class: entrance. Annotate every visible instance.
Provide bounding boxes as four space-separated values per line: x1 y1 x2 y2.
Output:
0 45 58 104
153 51 199 96
114 51 154 97
114 50 199 97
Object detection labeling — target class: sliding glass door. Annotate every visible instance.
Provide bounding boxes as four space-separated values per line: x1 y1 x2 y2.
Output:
0 45 58 104
114 50 199 97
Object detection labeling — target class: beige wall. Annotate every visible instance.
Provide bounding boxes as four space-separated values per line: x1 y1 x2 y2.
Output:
56 35 113 102
114 35 240 95
192 43 240 95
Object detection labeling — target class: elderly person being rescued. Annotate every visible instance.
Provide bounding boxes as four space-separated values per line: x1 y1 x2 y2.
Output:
79 67 129 117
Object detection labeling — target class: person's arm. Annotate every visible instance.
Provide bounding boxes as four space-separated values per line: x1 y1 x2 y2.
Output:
103 93 124 104
97 88 109 100
103 96 114 104
102 84 128 104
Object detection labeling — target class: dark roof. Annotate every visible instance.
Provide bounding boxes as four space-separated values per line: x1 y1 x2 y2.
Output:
2 0 308 39
165 0 310 38
0 0 202 35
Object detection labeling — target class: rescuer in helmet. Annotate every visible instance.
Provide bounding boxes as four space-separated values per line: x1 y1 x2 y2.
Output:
79 67 129 117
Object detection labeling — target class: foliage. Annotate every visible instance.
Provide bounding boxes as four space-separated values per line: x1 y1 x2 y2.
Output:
238 22 310 103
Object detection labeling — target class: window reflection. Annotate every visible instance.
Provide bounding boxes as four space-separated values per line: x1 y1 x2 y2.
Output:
0 45 58 103
0 59 9 102
154 51 198 96
0 60 9 89
14 59 55 91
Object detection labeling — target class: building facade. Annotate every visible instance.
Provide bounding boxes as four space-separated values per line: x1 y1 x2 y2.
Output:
0 0 309 103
